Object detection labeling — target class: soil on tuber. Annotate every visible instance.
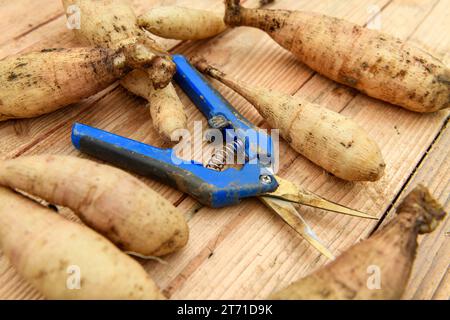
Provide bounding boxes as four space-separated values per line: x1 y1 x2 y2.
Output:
194 58 385 181
0 155 189 257
224 0 450 113
270 185 447 300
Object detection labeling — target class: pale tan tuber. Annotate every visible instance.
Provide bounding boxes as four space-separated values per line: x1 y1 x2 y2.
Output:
194 58 385 181
121 69 187 140
225 0 450 113
137 0 275 41
0 46 167 120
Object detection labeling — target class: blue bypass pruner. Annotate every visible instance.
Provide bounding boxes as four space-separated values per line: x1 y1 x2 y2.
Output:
71 55 376 259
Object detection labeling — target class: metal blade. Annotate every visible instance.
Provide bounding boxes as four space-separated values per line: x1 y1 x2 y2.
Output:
265 176 377 220
260 196 335 260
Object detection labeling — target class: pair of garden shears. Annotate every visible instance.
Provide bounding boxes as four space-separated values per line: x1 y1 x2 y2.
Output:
72 55 376 259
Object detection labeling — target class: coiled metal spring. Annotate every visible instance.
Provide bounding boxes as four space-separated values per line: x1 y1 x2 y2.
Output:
206 139 245 171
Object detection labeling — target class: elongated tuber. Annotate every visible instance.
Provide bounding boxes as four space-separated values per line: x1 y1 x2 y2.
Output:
0 187 164 299
224 0 450 113
0 155 189 256
137 0 275 41
0 46 166 121
64 0 175 89
138 6 227 40
121 70 187 140
62 0 187 139
194 58 385 181
270 185 447 300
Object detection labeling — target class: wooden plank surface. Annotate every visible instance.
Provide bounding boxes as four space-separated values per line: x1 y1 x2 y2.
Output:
0 0 448 300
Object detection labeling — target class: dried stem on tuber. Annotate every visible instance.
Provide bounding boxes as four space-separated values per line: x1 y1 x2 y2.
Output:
62 0 187 140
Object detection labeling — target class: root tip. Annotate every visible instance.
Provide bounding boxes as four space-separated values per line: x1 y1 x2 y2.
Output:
149 58 176 89
190 56 210 73
397 184 447 234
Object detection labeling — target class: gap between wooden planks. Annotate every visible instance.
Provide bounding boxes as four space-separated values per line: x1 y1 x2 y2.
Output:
0 0 449 299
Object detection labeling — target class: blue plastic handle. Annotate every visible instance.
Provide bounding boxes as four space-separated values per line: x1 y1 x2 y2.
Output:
72 124 277 208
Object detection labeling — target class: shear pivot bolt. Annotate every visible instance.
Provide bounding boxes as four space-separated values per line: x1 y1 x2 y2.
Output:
260 175 272 185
